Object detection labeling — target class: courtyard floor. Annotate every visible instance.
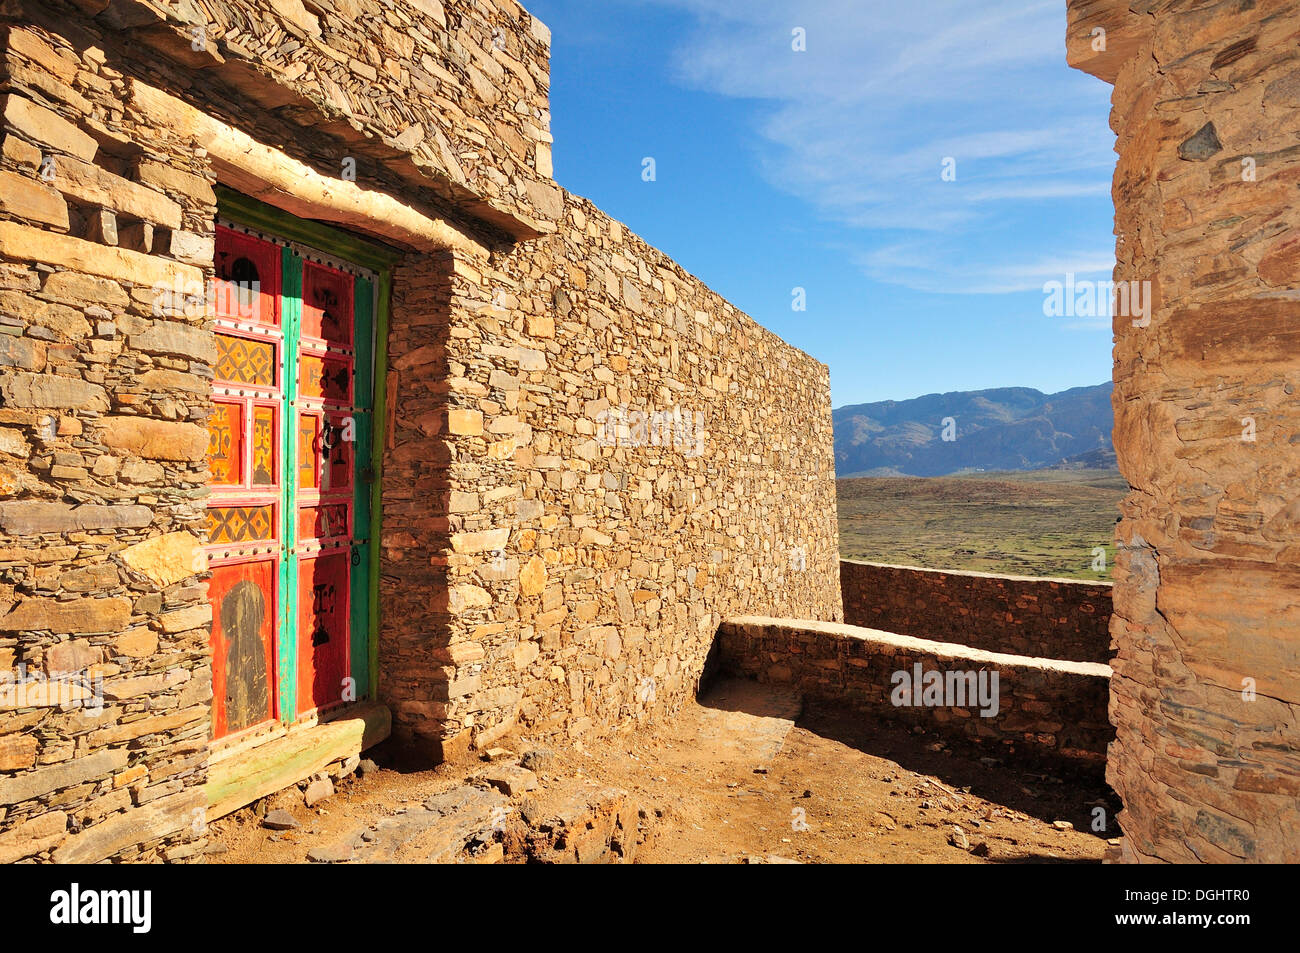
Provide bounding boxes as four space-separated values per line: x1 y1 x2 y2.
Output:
210 678 1118 864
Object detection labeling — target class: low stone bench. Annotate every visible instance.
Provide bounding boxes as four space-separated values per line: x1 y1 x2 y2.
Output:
716 616 1113 772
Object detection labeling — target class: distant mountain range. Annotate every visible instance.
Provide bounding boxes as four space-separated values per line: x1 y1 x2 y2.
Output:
833 383 1114 477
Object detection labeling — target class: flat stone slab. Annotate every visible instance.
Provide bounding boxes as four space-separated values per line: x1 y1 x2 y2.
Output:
313 784 509 864
477 763 538 797
306 845 354 864
261 809 299 831
303 777 334 807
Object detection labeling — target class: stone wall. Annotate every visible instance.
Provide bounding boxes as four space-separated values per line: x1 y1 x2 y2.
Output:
716 616 1113 773
1068 0 1300 863
840 560 1113 663
0 18 216 863
374 251 458 757
83 0 557 238
384 190 843 759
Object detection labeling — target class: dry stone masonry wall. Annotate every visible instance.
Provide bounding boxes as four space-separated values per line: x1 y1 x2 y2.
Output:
0 15 218 863
1072 0 1300 863
384 189 842 759
840 560 1113 664
97 0 558 237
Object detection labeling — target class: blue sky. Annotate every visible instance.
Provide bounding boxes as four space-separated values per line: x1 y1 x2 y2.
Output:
524 0 1119 407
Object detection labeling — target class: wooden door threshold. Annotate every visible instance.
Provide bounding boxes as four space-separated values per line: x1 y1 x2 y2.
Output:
204 701 391 822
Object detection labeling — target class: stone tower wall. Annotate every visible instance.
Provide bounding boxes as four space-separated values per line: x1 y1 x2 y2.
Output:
1071 0 1300 863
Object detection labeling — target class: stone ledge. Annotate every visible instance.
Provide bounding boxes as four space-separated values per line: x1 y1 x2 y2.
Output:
1065 0 1152 85
725 616 1112 678
840 558 1114 588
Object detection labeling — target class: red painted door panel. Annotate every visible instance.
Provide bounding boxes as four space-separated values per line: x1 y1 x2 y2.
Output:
301 260 352 345
296 551 350 714
209 559 276 736
213 227 280 327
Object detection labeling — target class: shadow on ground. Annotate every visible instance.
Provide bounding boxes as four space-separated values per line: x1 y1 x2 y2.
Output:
696 676 1119 839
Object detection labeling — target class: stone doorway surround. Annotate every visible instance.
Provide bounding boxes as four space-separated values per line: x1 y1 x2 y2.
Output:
118 77 494 825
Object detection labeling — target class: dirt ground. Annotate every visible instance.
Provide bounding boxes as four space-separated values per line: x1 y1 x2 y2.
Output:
211 679 1119 864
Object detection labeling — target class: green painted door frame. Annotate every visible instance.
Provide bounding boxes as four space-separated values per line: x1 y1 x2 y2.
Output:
279 245 301 717
217 186 398 713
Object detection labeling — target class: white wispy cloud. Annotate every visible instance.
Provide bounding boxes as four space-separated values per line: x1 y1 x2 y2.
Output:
857 243 1115 295
641 0 1117 296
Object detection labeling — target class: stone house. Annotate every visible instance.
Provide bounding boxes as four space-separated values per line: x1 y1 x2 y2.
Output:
0 0 841 862
0 0 1295 865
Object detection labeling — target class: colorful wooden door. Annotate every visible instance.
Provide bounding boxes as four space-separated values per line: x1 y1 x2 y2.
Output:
206 221 376 740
